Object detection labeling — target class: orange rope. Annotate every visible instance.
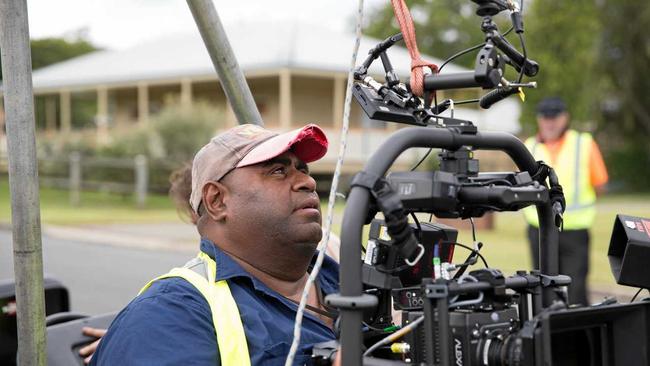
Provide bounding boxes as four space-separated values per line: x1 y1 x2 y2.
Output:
390 0 438 97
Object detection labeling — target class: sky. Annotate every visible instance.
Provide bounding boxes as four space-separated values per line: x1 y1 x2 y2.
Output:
26 0 385 50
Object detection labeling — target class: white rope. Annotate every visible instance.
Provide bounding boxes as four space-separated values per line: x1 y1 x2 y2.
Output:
284 0 364 364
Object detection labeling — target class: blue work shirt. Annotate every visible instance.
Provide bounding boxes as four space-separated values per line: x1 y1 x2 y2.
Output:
90 238 339 365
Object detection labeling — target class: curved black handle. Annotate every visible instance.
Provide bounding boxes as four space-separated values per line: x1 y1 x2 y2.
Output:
479 87 519 109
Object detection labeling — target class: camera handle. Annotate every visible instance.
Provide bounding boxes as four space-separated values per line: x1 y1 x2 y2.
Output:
422 39 504 91
328 127 560 366
481 16 539 77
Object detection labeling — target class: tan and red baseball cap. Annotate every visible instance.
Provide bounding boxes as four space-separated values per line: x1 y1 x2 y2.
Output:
190 123 328 213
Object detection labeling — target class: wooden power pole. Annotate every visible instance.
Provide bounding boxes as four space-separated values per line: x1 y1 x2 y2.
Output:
0 0 47 364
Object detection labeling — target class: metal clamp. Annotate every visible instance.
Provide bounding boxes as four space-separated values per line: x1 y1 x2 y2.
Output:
325 293 378 310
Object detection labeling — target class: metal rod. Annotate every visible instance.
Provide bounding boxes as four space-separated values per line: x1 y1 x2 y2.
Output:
186 0 263 126
434 292 451 366
0 0 47 364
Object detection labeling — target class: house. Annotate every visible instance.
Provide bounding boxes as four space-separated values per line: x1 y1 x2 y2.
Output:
1 20 522 175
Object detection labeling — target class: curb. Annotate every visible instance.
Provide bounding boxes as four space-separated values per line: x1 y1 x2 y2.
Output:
42 225 196 253
1 221 196 253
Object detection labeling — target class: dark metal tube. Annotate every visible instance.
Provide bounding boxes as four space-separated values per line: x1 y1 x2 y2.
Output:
536 204 559 306
491 34 539 77
532 284 543 316
339 189 369 366
423 72 480 91
447 276 540 295
186 0 263 126
435 297 451 366
518 292 531 324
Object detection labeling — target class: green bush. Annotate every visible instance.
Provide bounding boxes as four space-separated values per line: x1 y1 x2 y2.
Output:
96 127 152 158
606 143 650 192
36 102 224 194
89 102 222 192
38 132 95 157
149 102 223 164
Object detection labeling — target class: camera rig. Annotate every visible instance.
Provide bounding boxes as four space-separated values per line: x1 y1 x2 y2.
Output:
317 1 650 365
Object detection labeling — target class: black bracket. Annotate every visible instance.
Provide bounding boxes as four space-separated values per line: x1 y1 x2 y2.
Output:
423 283 449 299
325 293 378 310
350 171 382 192
539 273 572 288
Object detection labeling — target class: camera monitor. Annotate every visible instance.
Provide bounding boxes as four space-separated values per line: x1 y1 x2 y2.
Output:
608 215 650 289
539 301 650 366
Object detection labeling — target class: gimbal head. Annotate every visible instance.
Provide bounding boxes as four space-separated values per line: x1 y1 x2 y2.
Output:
470 0 510 17
352 0 537 126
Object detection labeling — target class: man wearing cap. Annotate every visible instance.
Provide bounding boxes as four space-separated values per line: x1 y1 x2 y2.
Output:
523 97 609 306
90 124 338 365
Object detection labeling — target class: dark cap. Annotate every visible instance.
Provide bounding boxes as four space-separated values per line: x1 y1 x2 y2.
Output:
536 97 567 118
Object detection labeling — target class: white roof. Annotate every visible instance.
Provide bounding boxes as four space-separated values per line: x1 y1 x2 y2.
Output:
29 21 467 91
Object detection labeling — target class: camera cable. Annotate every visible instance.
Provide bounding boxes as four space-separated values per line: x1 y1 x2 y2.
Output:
363 315 425 357
284 1 364 365
631 287 649 302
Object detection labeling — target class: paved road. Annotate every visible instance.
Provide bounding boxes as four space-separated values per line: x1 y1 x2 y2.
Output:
0 229 194 315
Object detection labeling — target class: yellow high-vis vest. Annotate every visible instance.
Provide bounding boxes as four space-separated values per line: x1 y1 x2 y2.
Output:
523 129 596 230
139 251 251 366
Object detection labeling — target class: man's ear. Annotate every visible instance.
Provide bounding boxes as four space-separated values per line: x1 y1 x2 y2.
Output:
202 181 229 222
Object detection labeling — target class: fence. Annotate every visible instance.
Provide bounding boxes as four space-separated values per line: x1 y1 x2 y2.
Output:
64 152 148 207
1 152 153 208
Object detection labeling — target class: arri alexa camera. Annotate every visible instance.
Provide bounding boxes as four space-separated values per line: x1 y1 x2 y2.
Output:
315 1 650 365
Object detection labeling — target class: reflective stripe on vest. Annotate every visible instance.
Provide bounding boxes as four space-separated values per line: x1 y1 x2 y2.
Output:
523 130 596 229
139 251 251 366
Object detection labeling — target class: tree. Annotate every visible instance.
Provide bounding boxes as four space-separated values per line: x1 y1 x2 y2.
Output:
30 37 97 70
364 0 512 69
0 36 98 81
525 0 650 191
598 0 650 137
595 0 650 191
519 0 602 133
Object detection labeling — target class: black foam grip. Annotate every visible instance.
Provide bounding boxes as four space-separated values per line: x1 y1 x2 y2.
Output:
479 88 519 109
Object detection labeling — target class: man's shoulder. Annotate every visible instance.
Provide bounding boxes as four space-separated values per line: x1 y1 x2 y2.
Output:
134 276 209 308
90 277 217 365
106 276 213 337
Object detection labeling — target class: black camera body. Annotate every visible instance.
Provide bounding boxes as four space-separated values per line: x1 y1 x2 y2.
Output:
400 295 520 365
387 170 547 219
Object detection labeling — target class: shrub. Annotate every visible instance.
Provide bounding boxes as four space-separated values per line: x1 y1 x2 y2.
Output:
35 101 225 195
606 143 650 192
149 101 223 164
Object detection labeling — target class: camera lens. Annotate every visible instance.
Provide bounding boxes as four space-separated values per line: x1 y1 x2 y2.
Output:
485 337 505 365
476 331 516 366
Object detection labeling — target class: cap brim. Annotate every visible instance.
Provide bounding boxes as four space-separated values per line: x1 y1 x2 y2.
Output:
537 111 564 118
237 124 328 167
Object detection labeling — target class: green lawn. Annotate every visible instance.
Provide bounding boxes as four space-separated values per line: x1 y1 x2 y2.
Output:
0 178 180 225
467 195 650 287
2 178 649 287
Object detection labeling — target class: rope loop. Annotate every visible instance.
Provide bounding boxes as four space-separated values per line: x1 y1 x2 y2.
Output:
391 0 439 97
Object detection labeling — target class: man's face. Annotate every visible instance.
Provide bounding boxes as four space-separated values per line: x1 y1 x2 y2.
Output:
537 112 569 142
220 151 322 256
